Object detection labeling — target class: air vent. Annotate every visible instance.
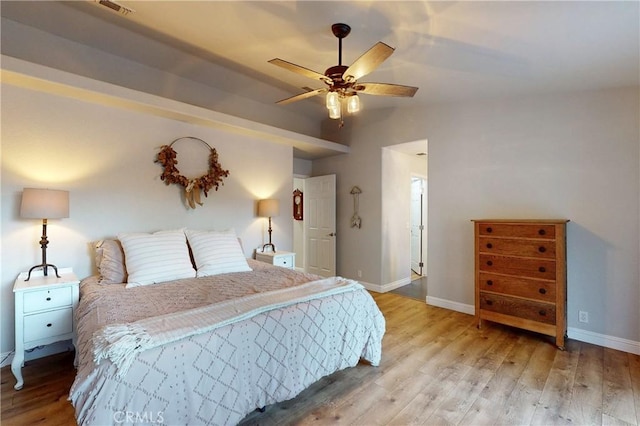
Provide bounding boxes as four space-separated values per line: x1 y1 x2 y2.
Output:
94 0 135 15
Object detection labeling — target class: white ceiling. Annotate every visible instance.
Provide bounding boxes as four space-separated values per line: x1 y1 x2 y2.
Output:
2 1 638 128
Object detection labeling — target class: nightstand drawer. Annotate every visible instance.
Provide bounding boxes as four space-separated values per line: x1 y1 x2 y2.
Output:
24 308 73 342
23 286 72 313
272 255 294 268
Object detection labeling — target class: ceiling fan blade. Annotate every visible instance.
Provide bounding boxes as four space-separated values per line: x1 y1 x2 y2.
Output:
269 58 331 84
275 88 328 105
343 42 395 82
356 82 419 97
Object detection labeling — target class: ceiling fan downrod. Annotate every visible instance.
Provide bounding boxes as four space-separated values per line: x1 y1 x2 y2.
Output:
331 23 351 66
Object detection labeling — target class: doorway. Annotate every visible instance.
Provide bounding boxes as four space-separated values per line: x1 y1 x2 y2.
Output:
411 176 427 277
292 174 337 277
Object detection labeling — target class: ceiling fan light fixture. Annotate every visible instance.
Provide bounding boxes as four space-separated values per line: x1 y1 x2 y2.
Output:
347 94 360 114
328 105 341 120
326 91 339 109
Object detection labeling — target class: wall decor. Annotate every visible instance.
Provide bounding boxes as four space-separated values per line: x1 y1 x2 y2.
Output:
350 186 362 228
293 189 303 220
156 136 230 209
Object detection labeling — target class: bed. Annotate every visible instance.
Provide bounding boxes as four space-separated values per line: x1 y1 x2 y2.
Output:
69 229 385 425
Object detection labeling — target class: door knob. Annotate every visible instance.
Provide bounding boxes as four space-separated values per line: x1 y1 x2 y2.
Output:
327 232 336 237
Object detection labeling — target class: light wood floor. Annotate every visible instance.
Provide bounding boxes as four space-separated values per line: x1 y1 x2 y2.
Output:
2 292 639 425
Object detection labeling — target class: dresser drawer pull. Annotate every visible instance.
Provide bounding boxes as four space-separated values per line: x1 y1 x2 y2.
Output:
487 261 493 266
46 297 51 301
486 300 493 306
486 227 493 233
539 288 546 294
538 229 546 236
486 280 493 286
538 266 546 273
538 310 546 316
486 243 493 249
47 323 52 327
538 247 546 253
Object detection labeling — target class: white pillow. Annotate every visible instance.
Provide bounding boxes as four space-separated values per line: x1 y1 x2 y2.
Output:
185 229 251 277
118 230 196 288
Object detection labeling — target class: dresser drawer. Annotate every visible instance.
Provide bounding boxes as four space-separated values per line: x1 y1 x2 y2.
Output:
272 255 294 268
23 287 72 313
479 272 556 302
478 237 556 258
477 223 556 239
24 308 73 342
479 293 556 325
479 254 556 280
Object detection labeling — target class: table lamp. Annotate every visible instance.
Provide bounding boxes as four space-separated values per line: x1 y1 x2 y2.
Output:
20 188 69 281
258 199 280 252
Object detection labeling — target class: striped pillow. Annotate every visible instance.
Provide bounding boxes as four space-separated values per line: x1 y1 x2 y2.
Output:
118 230 196 288
185 229 251 277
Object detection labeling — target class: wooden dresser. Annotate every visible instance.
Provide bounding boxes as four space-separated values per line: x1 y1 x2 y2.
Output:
472 219 569 349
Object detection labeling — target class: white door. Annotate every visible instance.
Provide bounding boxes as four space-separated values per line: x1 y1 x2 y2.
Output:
304 174 336 277
411 177 425 275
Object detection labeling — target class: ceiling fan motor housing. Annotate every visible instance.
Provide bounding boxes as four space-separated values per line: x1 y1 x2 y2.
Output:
325 65 350 88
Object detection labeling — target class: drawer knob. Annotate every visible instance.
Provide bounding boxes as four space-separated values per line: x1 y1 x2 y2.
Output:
487 260 493 266
486 300 493 306
486 243 493 249
538 247 546 253
486 280 493 286
538 310 547 316
46 323 52 327
538 229 546 236
486 227 493 233
46 297 51 301
539 288 547 294
539 266 546 273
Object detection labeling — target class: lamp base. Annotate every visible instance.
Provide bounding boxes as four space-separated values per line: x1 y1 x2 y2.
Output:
261 243 276 253
25 263 60 281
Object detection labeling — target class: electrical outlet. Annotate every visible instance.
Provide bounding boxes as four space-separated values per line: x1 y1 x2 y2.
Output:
357 270 362 278
579 311 589 323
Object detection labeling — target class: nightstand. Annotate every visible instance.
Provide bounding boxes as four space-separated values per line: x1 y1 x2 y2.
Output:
11 267 79 390
255 251 296 269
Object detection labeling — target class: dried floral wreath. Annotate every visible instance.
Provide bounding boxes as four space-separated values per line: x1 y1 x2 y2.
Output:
156 137 230 209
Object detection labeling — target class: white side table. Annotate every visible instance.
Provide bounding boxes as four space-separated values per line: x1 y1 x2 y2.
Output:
11 267 79 390
255 251 296 269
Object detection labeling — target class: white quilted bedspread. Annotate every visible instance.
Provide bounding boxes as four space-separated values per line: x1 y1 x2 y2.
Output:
70 260 385 425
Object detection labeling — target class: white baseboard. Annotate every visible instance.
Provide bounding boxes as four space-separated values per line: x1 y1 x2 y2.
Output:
568 327 640 355
361 277 411 293
0 341 74 368
1 351 14 368
426 296 475 315
359 280 382 292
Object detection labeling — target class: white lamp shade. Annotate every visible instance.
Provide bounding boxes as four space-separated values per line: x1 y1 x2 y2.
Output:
258 199 280 218
20 188 69 219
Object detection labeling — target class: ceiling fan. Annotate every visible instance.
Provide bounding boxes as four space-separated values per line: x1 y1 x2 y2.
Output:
269 23 419 127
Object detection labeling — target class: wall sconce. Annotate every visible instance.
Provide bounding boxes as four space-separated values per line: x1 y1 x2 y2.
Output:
20 188 69 281
258 199 280 252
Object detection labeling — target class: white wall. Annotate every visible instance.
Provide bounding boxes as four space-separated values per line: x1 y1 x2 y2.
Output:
380 148 428 289
315 87 640 351
1 83 294 355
